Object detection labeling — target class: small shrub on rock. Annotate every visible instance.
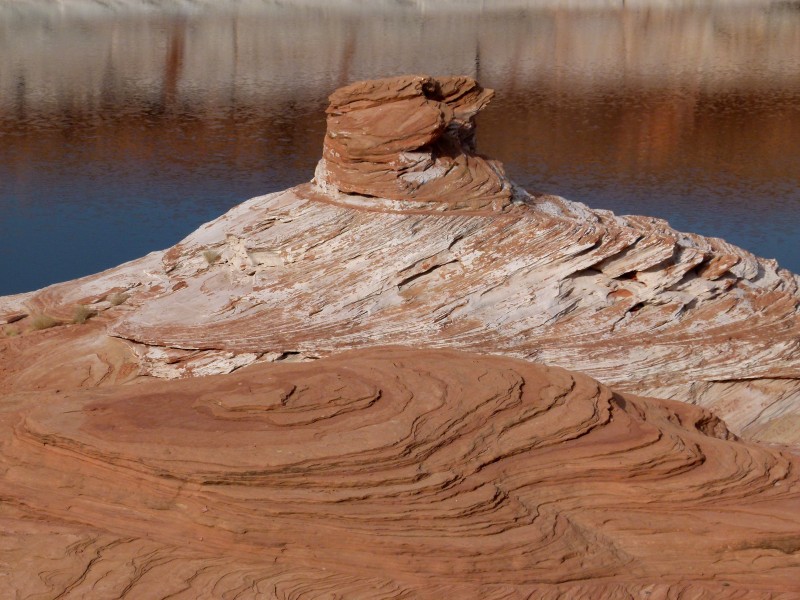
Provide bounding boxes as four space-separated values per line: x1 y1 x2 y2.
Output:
108 292 130 306
30 314 59 331
203 249 222 265
72 305 97 324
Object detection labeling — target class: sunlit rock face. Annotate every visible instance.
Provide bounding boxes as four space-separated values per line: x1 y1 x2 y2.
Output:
315 75 514 210
1 75 799 449
1 348 799 597
2 74 800 597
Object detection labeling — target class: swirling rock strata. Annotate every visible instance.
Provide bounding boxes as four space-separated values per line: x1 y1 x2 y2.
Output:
1 75 799 450
315 75 513 210
24 182 793 445
1 348 799 598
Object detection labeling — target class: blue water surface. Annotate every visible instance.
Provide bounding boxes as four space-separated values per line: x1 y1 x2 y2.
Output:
1 4 798 295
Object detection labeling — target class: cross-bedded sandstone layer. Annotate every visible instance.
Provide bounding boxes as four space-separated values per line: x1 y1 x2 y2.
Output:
2 75 799 447
1 348 799 598
6 191 799 445
2 73 800 597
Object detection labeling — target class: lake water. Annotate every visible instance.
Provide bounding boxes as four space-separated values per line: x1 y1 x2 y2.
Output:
1 2 799 295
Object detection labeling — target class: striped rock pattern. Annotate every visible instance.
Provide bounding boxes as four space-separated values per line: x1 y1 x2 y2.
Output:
2 78 799 447
315 75 513 211
2 75 800 597
15 180 795 444
1 348 799 598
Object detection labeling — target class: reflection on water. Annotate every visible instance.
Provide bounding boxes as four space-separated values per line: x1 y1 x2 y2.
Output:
1 3 799 294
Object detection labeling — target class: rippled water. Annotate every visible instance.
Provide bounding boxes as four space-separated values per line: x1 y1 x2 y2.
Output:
1 2 799 295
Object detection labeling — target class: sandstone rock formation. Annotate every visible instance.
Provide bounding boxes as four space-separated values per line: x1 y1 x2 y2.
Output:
1 74 800 595
2 76 800 448
2 348 799 598
315 75 513 210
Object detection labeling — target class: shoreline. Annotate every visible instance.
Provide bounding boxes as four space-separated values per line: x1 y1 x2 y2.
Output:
0 0 790 18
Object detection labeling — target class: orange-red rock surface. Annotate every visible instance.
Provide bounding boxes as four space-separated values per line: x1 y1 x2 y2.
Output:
2 74 800 596
315 75 513 210
2 347 800 598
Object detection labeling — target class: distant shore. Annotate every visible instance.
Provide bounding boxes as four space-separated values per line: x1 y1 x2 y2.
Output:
0 0 789 17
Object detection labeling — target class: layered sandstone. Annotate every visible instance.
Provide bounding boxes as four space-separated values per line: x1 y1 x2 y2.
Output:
315 75 513 210
2 73 800 596
2 75 800 447
2 348 799 597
